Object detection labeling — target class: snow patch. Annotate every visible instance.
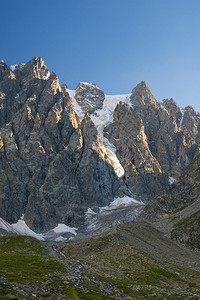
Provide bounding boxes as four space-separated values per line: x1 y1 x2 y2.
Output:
67 89 84 120
0 216 77 242
169 176 176 185
80 82 99 89
83 196 145 234
15 93 19 100
102 136 125 177
55 236 68 242
91 94 132 133
178 109 185 131
51 223 78 236
9 64 18 72
0 217 17 233
99 196 144 212
86 208 97 215
11 220 45 241
160 104 169 115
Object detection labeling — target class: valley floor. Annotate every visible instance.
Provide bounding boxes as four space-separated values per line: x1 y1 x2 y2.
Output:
1 221 200 299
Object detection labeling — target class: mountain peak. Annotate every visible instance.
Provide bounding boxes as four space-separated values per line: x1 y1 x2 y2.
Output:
23 56 50 80
77 82 100 89
161 98 181 120
130 81 156 108
137 80 149 89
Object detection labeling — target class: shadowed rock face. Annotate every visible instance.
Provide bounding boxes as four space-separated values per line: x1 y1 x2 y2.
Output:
140 154 200 220
0 57 129 232
140 153 200 250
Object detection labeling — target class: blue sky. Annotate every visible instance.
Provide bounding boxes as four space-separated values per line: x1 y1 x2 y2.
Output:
1 0 200 111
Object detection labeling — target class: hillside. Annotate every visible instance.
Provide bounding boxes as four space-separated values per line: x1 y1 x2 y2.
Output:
1 222 200 299
140 153 200 250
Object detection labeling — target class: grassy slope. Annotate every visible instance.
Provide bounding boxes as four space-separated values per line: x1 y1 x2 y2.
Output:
0 236 76 299
61 221 200 299
1 221 200 299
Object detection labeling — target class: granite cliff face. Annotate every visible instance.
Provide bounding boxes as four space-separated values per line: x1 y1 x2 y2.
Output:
0 57 200 234
0 57 129 232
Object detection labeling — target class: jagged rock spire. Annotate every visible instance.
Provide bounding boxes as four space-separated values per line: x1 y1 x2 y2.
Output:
130 81 157 108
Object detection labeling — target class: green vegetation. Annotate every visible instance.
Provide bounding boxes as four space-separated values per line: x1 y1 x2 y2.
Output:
62 222 200 299
1 222 200 299
0 236 77 299
173 205 187 214
170 215 179 222
174 210 200 228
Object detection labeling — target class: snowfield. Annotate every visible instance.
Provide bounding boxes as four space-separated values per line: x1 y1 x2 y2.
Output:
67 89 85 120
9 64 18 71
11 219 45 241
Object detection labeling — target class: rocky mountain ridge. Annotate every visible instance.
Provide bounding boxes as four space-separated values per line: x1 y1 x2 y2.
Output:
0 56 200 237
71 79 200 201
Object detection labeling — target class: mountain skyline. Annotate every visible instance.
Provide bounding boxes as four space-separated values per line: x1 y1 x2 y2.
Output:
1 0 200 112
0 56 200 237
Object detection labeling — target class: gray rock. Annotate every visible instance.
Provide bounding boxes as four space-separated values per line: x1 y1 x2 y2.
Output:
75 82 105 113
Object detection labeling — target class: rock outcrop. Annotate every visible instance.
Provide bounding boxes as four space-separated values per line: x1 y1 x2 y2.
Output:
75 82 105 114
